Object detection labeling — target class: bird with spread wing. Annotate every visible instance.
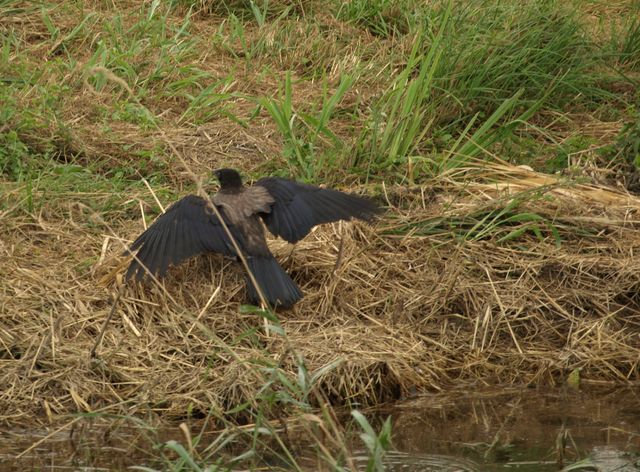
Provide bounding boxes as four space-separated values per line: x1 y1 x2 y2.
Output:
126 169 380 307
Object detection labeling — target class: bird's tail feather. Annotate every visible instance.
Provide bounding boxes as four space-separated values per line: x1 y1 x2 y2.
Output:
245 256 303 308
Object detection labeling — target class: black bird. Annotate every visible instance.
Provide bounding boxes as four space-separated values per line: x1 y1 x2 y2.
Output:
126 169 379 307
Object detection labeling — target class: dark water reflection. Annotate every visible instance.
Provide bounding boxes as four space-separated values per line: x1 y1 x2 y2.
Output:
366 387 640 471
1 388 639 471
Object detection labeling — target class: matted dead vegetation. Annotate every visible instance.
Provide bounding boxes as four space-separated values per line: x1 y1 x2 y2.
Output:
2 0 640 438
2 159 639 426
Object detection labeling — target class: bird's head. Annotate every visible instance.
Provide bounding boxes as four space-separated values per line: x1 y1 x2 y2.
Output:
213 168 243 191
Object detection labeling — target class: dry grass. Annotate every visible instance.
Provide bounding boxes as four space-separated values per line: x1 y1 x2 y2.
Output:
2 160 639 426
2 0 639 433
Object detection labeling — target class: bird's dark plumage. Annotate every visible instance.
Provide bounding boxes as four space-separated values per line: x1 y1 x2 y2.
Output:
245 255 303 307
126 195 240 280
214 168 243 190
126 169 380 307
256 177 379 243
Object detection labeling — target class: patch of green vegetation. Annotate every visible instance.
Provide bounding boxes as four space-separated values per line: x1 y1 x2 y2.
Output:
605 14 640 71
434 1 609 108
335 0 417 37
259 72 354 182
83 3 197 92
0 130 171 218
352 411 392 472
387 187 585 248
76 2 239 126
110 144 171 179
498 135 547 168
183 0 304 21
602 107 640 169
210 7 361 80
1 71 71 152
111 101 158 129
0 130 31 185
210 6 293 65
39 2 99 58
177 76 240 126
546 135 597 173
349 6 548 177
240 0 631 180
351 19 446 175
0 78 68 182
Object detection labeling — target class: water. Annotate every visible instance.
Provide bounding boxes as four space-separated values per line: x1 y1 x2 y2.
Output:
2 388 639 471
359 387 640 471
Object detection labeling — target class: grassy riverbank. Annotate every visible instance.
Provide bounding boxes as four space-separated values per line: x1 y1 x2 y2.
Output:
1 0 639 468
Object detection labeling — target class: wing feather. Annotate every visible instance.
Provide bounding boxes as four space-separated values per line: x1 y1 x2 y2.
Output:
126 195 241 280
255 177 380 243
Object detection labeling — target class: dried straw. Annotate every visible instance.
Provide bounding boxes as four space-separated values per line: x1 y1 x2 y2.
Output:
2 162 639 426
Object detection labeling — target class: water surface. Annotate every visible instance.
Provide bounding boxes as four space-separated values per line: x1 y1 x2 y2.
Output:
365 387 640 471
2 387 639 471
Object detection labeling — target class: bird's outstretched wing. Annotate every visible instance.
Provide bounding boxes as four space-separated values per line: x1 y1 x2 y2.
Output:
126 195 241 280
255 177 379 243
